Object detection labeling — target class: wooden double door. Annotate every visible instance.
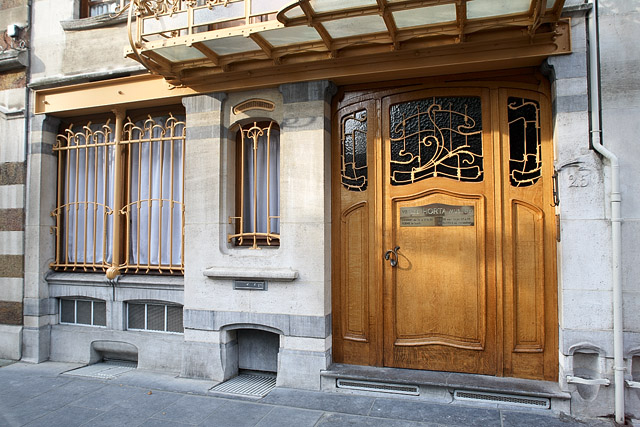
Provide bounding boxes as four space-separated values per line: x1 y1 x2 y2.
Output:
332 77 558 380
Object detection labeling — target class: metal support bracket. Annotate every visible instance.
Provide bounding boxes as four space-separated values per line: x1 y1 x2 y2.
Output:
625 380 640 389
566 376 611 386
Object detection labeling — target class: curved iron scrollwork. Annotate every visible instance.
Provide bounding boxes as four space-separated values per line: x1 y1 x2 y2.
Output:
133 0 181 17
341 109 368 191
507 97 542 187
389 97 483 186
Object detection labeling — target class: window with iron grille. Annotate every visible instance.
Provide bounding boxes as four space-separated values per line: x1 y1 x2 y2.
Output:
228 121 280 249
51 108 186 276
59 298 107 327
126 302 183 333
80 0 119 18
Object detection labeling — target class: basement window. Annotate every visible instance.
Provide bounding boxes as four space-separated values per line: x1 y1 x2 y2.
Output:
60 298 106 327
126 302 183 333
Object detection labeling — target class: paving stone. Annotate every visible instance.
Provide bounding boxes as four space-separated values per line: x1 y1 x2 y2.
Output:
70 383 179 414
501 411 615 427
80 405 155 427
0 373 72 399
0 401 52 427
115 369 215 395
260 388 376 416
23 405 104 427
199 400 274 427
151 394 227 425
20 378 108 411
140 419 194 427
369 398 502 427
0 363 619 427
254 406 324 427
0 391 26 409
70 383 148 411
315 412 440 427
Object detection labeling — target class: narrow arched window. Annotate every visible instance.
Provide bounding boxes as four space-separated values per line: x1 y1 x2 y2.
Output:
228 121 280 249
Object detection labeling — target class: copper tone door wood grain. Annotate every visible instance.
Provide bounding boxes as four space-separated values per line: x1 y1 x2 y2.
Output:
500 89 558 381
332 71 558 381
382 89 497 374
332 99 382 367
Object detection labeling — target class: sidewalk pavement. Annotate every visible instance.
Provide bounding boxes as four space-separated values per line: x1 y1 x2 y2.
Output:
0 360 620 427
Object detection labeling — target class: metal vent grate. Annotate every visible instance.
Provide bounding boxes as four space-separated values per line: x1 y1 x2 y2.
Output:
336 379 420 396
128 303 145 329
454 390 550 409
64 360 137 379
167 305 183 333
233 99 276 114
210 373 276 397
147 304 164 331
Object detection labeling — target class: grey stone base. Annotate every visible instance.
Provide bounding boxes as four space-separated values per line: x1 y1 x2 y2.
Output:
0 325 22 359
50 326 183 372
181 340 238 382
276 348 330 390
21 325 50 363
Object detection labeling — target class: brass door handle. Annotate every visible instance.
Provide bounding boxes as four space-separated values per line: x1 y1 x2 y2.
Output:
384 246 400 267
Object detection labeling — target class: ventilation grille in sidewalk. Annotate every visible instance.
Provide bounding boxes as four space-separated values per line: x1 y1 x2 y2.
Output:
210 373 276 397
64 360 137 379
454 390 550 409
336 379 420 396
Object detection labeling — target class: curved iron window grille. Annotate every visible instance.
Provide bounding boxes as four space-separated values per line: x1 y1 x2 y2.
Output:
51 112 186 275
228 121 280 249
340 109 368 192
507 97 542 187
389 96 483 186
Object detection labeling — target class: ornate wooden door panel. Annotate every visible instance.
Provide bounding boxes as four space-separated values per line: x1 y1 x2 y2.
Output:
332 77 558 381
332 99 382 367
500 89 558 381
381 89 497 374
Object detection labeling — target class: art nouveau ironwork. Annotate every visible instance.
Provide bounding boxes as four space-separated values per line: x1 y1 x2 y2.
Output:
120 114 186 274
110 0 569 87
228 121 280 249
389 97 483 185
52 121 116 271
507 97 542 187
340 109 368 192
51 112 186 277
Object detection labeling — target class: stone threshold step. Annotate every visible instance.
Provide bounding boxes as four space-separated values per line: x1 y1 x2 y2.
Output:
321 363 570 400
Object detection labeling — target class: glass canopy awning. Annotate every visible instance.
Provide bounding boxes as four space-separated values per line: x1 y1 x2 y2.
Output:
119 0 569 86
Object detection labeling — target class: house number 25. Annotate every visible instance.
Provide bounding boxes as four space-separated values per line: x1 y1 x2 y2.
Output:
568 170 591 188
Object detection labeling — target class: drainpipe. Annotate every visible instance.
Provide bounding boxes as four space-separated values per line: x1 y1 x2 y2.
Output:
585 0 624 423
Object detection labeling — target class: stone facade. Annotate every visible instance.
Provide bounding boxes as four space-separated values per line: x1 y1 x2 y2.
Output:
0 0 28 360
5 0 640 422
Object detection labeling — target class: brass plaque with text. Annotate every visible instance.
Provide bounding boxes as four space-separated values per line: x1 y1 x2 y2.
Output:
400 203 474 227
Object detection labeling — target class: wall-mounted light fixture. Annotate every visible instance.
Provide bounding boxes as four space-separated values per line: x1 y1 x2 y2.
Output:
7 24 22 38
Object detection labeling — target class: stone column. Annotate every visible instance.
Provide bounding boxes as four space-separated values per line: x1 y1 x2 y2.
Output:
22 114 59 363
180 92 236 380
275 80 336 389
0 108 27 360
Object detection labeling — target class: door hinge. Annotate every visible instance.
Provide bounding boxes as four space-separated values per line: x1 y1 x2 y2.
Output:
556 214 561 242
551 170 560 207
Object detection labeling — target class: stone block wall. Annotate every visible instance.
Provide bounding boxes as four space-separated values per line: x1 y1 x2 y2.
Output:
548 0 640 418
0 0 28 360
181 81 334 389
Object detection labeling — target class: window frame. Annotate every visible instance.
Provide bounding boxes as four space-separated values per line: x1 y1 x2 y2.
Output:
229 120 281 249
51 106 186 276
80 0 118 18
126 301 184 334
59 297 107 327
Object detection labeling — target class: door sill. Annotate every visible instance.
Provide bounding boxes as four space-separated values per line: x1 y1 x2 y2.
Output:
321 363 569 411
